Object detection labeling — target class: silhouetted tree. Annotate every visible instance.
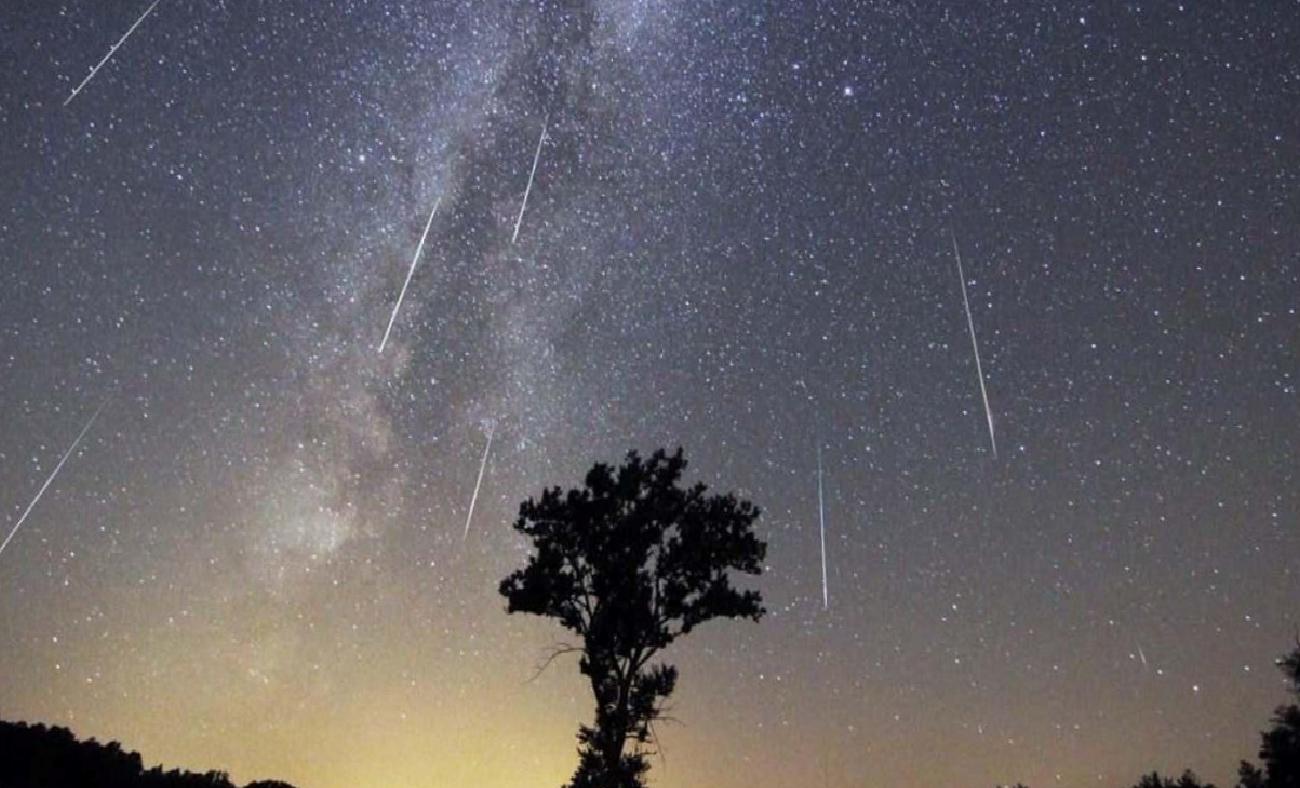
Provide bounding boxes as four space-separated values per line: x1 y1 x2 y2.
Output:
1129 770 1217 788
0 719 296 788
500 448 766 788
1237 642 1300 787
1238 762 1267 788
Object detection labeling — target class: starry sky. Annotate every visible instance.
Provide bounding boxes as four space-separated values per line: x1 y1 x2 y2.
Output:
1 1 1298 786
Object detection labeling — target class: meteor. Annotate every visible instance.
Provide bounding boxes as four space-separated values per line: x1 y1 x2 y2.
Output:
64 0 164 107
817 441 829 610
950 230 998 458
462 421 495 541
0 403 105 560
511 118 548 244
378 195 442 354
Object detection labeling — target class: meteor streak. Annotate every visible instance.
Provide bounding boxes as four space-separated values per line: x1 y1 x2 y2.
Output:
817 441 829 610
64 0 164 107
378 195 442 354
511 118 547 244
0 403 105 560
462 421 495 541
950 230 998 458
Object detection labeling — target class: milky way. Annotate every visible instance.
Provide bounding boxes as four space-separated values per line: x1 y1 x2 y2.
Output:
1 2 1298 787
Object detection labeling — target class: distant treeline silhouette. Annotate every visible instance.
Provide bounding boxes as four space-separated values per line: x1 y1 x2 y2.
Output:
3 638 1297 788
1000 641 1300 788
0 719 295 788
1121 640 1300 788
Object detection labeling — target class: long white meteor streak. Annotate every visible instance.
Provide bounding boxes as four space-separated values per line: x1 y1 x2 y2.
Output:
817 441 829 610
64 0 164 107
462 422 495 541
0 403 105 560
950 230 998 458
378 195 442 354
511 118 547 244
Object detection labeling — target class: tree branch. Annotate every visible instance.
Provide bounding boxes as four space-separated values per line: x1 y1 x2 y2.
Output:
526 642 583 684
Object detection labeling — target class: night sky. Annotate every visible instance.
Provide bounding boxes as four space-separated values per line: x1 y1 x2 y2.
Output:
2 2 1298 786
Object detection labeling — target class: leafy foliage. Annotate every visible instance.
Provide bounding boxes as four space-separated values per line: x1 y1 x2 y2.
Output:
501 448 766 788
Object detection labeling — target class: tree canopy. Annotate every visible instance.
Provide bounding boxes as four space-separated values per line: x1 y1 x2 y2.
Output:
500 448 766 788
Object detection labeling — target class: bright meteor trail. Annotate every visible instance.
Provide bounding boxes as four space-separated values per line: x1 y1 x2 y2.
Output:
64 0 164 107
378 195 442 354
511 118 547 244
950 230 998 458
0 402 105 561
462 421 495 541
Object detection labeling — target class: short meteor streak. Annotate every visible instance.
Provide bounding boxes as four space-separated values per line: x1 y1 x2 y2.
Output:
511 118 548 244
378 195 442 354
1137 645 1149 669
64 0 164 106
462 421 495 541
950 230 998 458
817 441 829 610
0 403 105 560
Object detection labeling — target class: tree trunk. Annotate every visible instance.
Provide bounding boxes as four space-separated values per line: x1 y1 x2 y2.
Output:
587 652 628 780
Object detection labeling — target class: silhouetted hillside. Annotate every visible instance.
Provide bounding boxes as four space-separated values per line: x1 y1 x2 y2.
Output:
0 720 296 788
